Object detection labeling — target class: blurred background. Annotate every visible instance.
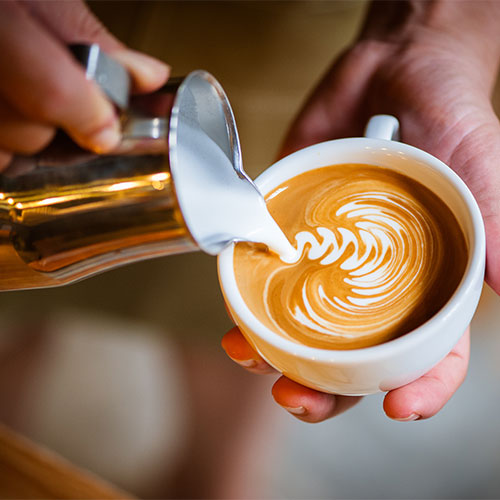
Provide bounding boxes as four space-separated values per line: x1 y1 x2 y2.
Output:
1 1 500 498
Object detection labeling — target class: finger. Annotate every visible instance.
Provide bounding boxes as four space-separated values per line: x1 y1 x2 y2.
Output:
221 327 275 374
0 1 119 153
111 50 170 94
0 98 55 154
440 114 500 295
272 376 362 423
0 150 13 171
22 0 169 93
383 329 470 421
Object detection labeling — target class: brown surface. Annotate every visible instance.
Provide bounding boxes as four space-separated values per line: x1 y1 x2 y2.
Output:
0 422 132 499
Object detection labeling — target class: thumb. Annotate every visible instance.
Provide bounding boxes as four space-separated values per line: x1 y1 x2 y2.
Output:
22 0 169 92
443 112 500 295
401 101 500 296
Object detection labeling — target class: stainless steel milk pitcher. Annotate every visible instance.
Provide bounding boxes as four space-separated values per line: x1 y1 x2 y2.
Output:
0 44 251 290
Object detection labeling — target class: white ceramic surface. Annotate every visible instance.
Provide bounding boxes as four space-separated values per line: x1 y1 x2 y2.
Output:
218 115 486 395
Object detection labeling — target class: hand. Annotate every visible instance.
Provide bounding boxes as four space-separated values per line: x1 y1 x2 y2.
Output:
222 327 469 423
0 0 169 168
223 0 500 422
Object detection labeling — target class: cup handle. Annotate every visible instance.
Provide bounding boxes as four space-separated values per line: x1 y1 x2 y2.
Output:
364 115 400 141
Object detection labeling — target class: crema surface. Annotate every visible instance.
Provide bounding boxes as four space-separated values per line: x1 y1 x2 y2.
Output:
234 164 468 349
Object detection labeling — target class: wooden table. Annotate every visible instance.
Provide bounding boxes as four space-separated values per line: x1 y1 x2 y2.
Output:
0 423 131 499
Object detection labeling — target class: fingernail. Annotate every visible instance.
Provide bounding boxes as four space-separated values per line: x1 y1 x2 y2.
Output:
231 358 257 369
114 50 169 82
89 119 120 153
282 405 307 416
393 413 420 422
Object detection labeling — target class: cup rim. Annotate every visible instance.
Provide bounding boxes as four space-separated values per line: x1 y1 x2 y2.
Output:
218 137 485 363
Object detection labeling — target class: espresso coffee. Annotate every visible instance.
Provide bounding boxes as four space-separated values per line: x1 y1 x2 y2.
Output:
233 164 468 350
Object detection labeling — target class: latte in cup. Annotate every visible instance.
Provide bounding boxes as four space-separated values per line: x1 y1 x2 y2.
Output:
234 164 468 350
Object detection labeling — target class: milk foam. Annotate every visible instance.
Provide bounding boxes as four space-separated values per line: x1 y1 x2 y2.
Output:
276 191 429 336
172 107 295 257
237 196 297 261
233 165 468 350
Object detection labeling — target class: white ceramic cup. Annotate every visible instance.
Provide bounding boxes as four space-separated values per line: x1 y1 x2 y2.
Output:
218 115 485 396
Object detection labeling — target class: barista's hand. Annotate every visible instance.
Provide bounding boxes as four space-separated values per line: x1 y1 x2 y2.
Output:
223 0 500 422
222 327 470 423
0 0 169 168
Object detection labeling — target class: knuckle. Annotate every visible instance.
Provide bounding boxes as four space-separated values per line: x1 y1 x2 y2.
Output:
74 8 110 44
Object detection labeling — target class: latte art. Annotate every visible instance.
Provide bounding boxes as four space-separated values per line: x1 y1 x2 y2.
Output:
234 164 467 349
277 189 442 339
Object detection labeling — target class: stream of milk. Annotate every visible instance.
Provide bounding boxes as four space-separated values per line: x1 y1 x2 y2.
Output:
172 115 296 259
